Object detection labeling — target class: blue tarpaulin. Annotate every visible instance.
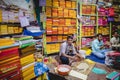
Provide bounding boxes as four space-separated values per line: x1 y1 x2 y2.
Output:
23 29 44 37
86 53 105 64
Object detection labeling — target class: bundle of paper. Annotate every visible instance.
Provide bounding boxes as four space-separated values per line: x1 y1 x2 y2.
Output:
21 62 35 79
0 47 19 61
20 54 35 66
71 60 95 75
0 38 15 47
13 35 33 41
0 47 21 80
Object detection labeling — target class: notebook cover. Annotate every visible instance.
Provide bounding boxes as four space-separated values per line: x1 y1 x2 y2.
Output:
106 71 119 80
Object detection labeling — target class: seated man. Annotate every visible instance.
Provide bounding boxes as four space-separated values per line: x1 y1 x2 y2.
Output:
110 31 120 51
91 33 111 59
72 34 86 58
110 31 119 45
59 36 82 65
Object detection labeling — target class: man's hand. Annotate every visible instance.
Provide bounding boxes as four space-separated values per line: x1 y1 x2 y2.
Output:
69 56 75 60
100 45 105 49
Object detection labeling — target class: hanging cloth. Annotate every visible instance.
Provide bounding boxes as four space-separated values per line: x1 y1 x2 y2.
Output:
39 0 46 6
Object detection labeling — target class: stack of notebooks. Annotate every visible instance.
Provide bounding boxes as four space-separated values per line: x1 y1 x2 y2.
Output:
13 35 36 79
0 47 22 80
107 52 120 69
0 38 15 47
20 54 35 80
106 71 120 80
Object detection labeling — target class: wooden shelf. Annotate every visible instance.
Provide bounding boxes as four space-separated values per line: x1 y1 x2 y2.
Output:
47 16 76 19
0 33 22 38
46 34 73 36
82 3 96 6
47 41 65 44
0 43 19 50
82 25 96 26
82 36 95 38
46 6 77 10
98 15 108 17
82 14 96 16
47 51 59 55
0 22 20 24
46 25 76 27
102 34 109 36
98 25 108 26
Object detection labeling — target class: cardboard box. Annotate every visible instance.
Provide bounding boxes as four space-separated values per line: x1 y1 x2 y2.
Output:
91 5 96 14
53 2 59 7
66 1 71 8
52 36 58 42
46 7 51 17
52 27 58 34
46 0 52 6
58 36 63 41
13 27 19 33
53 19 59 26
46 44 51 54
68 10 73 18
65 19 71 25
19 27 23 33
86 6 91 14
60 1 65 8
8 27 14 34
82 5 86 14
0 25 8 34
68 27 73 34
63 36 67 41
46 36 52 42
58 10 63 17
58 27 63 34
52 8 58 17
71 19 76 25
64 9 69 17
72 1 76 8
46 26 52 34
63 27 69 34
59 19 65 26
46 19 52 25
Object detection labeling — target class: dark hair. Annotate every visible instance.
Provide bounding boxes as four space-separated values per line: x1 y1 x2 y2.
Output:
96 33 103 37
113 31 118 34
67 36 73 40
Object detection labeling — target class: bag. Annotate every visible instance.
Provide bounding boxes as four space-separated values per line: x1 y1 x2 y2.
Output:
108 8 115 16
34 62 49 76
108 52 120 57
107 17 114 22
39 0 46 6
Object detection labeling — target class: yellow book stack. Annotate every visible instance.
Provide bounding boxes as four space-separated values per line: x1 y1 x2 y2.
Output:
0 38 15 47
0 9 2 22
0 25 7 34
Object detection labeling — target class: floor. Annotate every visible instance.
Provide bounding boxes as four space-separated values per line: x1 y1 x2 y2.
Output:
48 54 120 80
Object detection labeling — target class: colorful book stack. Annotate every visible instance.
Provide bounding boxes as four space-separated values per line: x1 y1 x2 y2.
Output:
0 38 15 47
106 52 120 69
20 54 35 80
0 47 22 80
13 35 36 79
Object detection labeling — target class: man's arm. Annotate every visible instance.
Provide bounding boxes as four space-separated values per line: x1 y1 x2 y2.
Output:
61 53 74 59
72 44 83 58
60 43 74 59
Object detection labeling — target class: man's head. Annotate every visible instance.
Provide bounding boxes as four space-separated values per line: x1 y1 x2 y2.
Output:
97 33 103 41
67 36 73 45
113 31 119 38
